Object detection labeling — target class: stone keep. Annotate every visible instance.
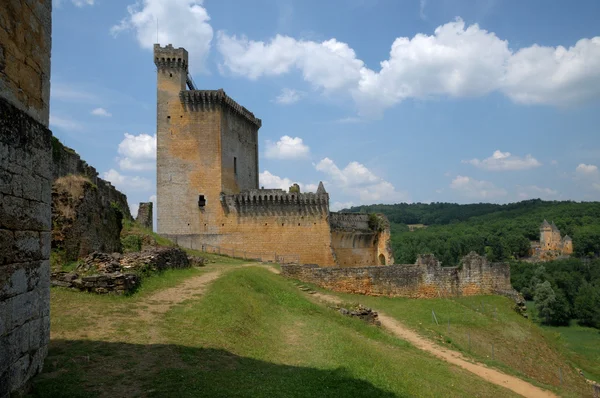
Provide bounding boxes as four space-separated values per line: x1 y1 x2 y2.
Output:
136 202 153 230
154 44 394 267
0 0 52 395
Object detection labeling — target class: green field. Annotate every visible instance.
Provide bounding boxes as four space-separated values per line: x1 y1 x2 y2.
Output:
34 263 525 398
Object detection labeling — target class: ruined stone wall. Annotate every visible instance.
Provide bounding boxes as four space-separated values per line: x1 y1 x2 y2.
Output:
329 213 394 267
281 253 512 298
0 0 52 126
0 1 52 394
52 175 123 262
0 98 51 397
51 137 131 219
136 202 153 230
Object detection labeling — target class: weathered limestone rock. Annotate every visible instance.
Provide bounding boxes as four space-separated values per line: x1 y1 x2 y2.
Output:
52 175 123 261
135 202 153 230
337 304 381 326
51 271 139 295
119 247 191 273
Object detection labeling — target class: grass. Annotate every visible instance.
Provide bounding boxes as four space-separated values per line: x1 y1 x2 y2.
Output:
32 265 521 397
301 287 593 397
526 300 600 383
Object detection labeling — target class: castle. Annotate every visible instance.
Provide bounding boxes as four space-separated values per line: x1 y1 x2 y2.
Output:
530 220 573 260
154 44 393 267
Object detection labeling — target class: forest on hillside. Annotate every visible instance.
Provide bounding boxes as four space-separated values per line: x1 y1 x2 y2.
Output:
345 199 600 266
345 199 600 329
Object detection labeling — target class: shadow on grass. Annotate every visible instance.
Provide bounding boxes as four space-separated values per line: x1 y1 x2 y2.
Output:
31 340 399 398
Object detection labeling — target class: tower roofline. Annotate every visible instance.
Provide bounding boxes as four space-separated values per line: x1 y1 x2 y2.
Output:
180 89 262 128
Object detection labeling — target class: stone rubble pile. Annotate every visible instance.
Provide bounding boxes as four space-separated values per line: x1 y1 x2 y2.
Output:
51 247 203 295
337 304 381 326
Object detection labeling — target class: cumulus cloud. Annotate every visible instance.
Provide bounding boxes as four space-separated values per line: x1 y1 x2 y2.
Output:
464 150 542 171
53 0 94 7
217 18 600 116
103 169 153 192
264 136 310 160
258 171 317 192
91 107 112 117
517 185 558 200
274 88 303 105
450 175 507 199
117 133 157 171
315 157 407 203
331 201 355 211
111 0 213 72
576 163 598 175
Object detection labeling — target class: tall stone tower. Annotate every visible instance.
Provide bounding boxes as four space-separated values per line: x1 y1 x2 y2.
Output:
540 219 553 249
154 44 261 241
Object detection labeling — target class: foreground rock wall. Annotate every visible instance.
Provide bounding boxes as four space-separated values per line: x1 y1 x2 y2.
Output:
52 137 131 219
281 253 513 298
52 175 123 261
0 98 51 396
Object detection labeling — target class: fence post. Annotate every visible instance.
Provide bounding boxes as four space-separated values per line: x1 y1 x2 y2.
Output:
432 310 439 325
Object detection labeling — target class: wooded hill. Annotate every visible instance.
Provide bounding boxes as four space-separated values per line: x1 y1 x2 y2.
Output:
344 199 600 265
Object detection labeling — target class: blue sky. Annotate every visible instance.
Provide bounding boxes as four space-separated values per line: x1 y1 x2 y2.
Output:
49 0 600 216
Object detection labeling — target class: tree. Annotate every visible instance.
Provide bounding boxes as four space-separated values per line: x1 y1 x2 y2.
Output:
534 281 556 325
574 283 600 328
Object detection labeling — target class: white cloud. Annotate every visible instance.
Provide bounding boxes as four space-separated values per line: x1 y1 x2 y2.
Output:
49 115 83 132
72 0 94 6
315 157 408 203
517 185 558 200
111 0 213 73
504 38 600 106
264 136 310 160
593 183 600 192
258 171 317 193
464 150 542 171
419 0 427 20
217 33 364 91
149 194 157 202
103 169 153 192
217 18 600 116
450 175 507 199
331 201 355 211
117 133 157 171
91 107 112 117
130 203 140 218
274 88 303 105
259 171 294 190
576 163 598 175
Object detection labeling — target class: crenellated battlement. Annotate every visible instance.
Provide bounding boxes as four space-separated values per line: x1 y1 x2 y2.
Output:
221 188 329 215
330 213 371 231
180 89 262 127
154 43 189 71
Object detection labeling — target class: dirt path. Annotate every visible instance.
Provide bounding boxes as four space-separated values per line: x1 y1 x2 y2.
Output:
296 282 557 398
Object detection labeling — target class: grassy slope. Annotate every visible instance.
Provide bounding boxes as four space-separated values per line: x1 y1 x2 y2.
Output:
307 289 592 397
33 266 518 398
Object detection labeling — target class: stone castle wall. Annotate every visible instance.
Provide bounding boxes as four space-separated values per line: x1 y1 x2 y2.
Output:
1 1 52 395
52 137 131 219
136 202 153 230
281 253 513 298
52 175 124 262
0 0 52 126
0 98 51 397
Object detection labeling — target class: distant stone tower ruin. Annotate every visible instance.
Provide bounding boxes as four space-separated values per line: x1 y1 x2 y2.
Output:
154 44 394 267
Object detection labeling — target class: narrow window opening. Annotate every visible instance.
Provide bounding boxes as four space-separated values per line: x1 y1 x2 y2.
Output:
282 223 284 227
198 195 206 207
234 157 237 176
169 73 172 77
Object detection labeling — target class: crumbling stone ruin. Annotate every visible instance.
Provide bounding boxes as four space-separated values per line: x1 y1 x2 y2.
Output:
154 44 393 266
52 174 124 261
0 0 52 395
135 202 153 230
51 247 192 294
281 252 514 298
529 220 573 262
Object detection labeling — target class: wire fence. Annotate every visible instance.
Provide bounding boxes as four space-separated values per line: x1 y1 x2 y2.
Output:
195 243 300 265
426 301 597 396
